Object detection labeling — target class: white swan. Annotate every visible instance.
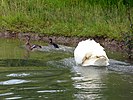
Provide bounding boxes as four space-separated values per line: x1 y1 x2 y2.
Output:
74 39 109 66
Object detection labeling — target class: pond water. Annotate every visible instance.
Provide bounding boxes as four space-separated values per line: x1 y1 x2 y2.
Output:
0 39 132 100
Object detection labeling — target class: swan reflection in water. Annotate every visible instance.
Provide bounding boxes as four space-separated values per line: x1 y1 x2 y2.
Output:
72 65 107 100
71 58 133 99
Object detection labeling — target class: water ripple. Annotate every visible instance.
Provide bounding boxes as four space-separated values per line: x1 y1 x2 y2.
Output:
37 90 66 93
0 79 30 85
6 73 30 77
108 59 133 73
0 92 14 96
6 96 22 100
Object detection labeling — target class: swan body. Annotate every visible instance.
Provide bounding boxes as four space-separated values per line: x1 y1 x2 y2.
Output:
74 39 109 66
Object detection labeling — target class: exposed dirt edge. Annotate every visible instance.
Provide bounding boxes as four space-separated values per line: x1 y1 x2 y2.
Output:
0 31 127 52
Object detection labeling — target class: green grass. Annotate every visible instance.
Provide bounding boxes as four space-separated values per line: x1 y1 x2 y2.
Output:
0 0 133 40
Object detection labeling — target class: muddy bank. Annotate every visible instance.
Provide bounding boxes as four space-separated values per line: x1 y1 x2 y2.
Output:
0 31 127 51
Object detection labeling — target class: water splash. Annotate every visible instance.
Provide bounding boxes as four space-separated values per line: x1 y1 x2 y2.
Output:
39 45 74 53
108 59 133 73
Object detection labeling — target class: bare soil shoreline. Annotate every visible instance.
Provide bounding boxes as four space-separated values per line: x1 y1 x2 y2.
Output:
0 31 126 52
0 31 133 73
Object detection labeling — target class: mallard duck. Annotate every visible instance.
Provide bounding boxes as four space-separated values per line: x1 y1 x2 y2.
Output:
74 39 109 66
25 35 42 51
49 38 59 48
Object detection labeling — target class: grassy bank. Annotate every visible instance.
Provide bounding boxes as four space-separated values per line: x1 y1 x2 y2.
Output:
0 0 133 40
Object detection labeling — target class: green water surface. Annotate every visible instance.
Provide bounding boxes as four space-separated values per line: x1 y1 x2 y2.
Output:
0 39 132 100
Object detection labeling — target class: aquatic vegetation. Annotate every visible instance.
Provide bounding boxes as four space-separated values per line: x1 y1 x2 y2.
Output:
122 2 133 59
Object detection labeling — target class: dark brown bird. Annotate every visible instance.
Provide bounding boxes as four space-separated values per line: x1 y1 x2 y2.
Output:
25 35 42 51
49 38 59 48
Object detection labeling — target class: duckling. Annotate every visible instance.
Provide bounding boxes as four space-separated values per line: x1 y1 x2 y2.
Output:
25 35 42 51
49 38 59 48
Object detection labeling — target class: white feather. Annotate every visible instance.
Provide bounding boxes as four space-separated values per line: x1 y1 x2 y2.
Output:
74 39 109 66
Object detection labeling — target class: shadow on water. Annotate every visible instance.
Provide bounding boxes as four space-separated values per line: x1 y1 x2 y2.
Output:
0 59 47 67
0 58 75 100
0 66 74 100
